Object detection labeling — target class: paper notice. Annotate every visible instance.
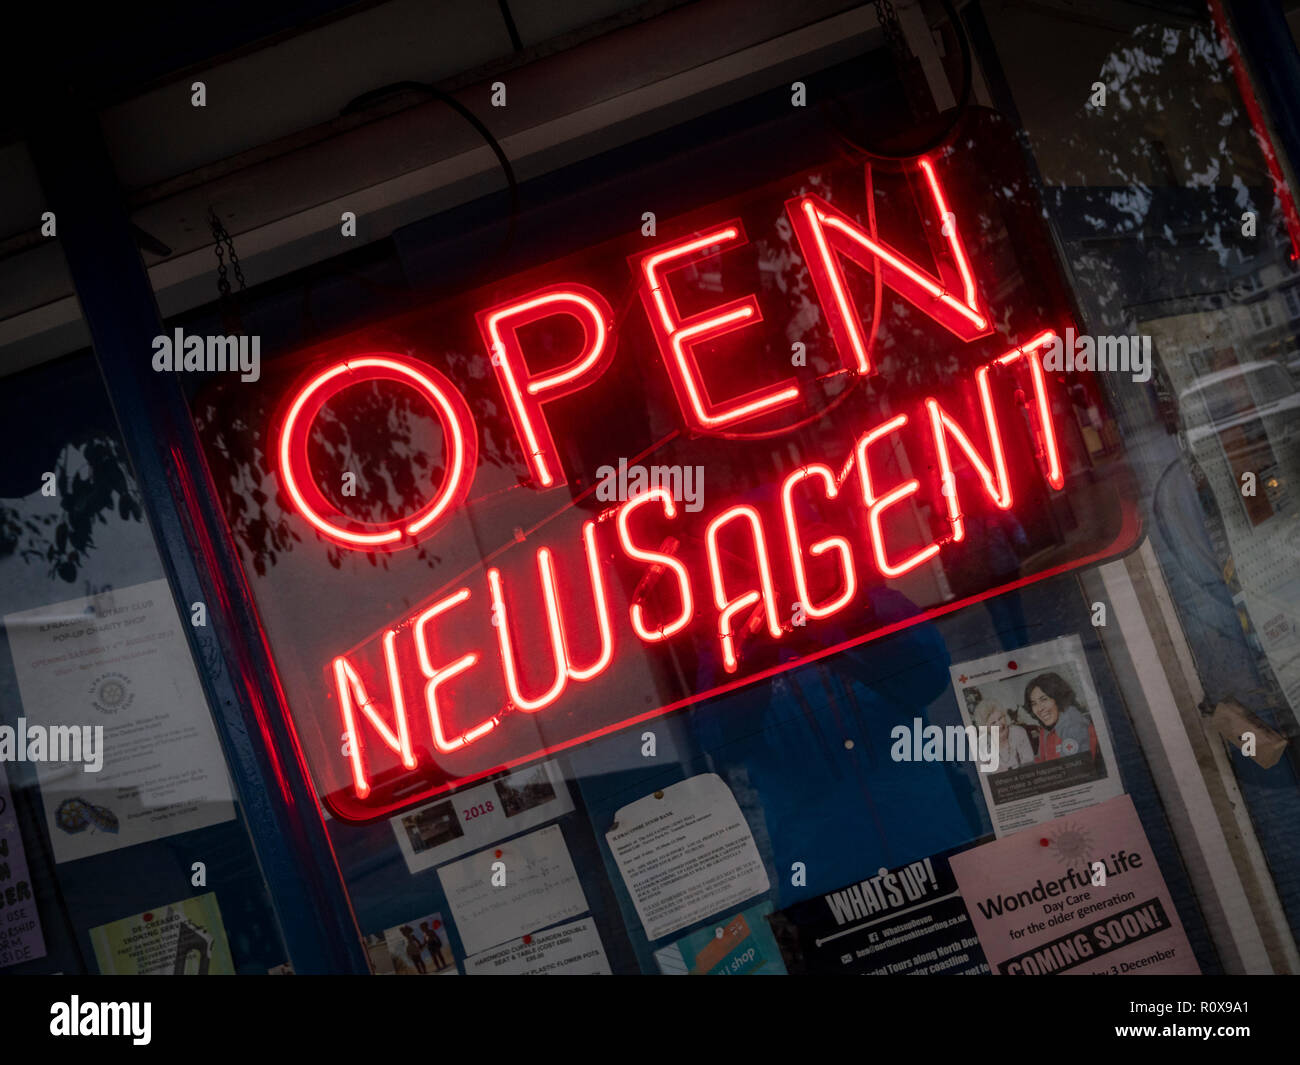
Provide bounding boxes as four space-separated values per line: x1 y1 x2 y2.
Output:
949 794 1199 974
950 635 1121 836
4 580 235 862
0 763 46 968
465 917 609 975
438 823 588 956
89 891 235 975
391 760 573 874
606 773 769 942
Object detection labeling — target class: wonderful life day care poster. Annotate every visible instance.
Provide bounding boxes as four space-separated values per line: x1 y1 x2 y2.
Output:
950 635 1121 836
4 579 235 862
949 795 1199 974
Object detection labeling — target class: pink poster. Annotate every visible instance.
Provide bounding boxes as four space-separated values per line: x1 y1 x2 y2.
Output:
949 795 1199 975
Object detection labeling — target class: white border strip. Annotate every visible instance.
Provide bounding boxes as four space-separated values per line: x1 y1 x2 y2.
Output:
1100 553 1273 971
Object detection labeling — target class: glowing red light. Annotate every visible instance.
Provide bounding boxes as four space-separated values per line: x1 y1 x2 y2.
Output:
918 157 979 312
333 649 416 800
925 395 1013 544
555 521 615 681
265 148 1121 819
786 159 990 376
488 562 569 713
994 330 1065 490
781 463 857 619
278 354 477 549
854 414 941 578
616 487 694 642
412 588 497 754
479 285 615 489
638 224 801 431
705 504 783 673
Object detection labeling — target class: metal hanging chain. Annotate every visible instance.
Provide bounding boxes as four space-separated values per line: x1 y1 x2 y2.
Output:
873 0 910 64
873 0 936 124
829 0 972 161
208 207 246 333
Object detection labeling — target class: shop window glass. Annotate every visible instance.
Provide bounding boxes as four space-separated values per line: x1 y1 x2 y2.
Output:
143 6 1300 975
0 329 292 975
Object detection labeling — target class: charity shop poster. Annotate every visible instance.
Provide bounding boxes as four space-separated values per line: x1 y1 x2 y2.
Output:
4 580 235 862
654 902 786 975
89 891 236 975
949 794 1199 974
951 635 1121 836
767 850 989 975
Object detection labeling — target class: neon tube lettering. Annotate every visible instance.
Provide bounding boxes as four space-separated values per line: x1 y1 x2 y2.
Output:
781 463 857 618
616 487 694 642
479 285 615 489
925 385 1015 543
412 589 498 753
855 414 941 578
279 353 477 549
488 560 569 713
553 521 616 681
705 504 783 673
786 163 990 375
992 330 1066 490
332 646 417 800
638 225 800 431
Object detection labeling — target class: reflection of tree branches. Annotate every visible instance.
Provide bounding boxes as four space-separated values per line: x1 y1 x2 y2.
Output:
1031 23 1281 258
193 344 521 576
0 436 144 583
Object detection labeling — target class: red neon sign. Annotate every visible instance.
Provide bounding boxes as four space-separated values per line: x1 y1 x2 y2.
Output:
638 224 800 430
278 354 477 549
478 285 615 489
251 143 1138 821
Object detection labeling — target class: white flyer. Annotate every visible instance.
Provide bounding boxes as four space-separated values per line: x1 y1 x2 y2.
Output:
950 634 1122 836
464 917 609 975
3 580 235 862
605 773 769 942
437 823 589 955
390 760 573 874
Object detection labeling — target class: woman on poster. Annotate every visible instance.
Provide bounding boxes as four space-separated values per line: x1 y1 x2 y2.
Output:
1025 673 1098 762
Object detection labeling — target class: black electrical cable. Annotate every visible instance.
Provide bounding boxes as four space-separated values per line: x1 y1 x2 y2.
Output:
497 0 524 53
341 81 520 264
829 0 974 163
287 83 521 335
